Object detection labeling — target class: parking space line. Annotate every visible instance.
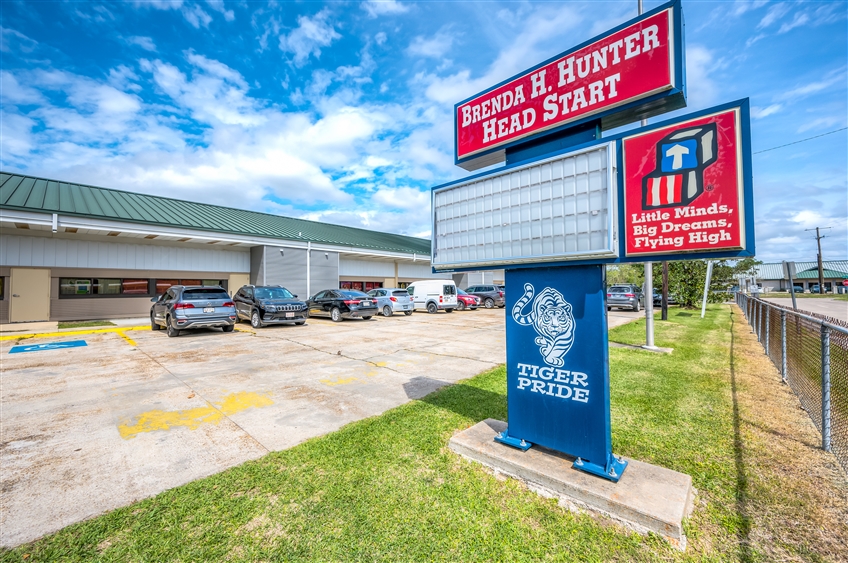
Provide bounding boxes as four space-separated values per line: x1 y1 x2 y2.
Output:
320 377 359 386
118 391 274 439
0 326 149 343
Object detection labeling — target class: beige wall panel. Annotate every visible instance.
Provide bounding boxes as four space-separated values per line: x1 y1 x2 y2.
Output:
50 298 153 321
10 268 50 322
228 273 250 296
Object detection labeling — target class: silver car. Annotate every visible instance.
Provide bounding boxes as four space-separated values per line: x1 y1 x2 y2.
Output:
367 288 415 317
151 285 236 337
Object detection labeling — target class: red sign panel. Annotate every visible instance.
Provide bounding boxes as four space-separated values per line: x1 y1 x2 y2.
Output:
456 7 675 162
622 107 746 257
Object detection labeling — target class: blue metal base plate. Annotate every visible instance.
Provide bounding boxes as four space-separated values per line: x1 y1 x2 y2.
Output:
493 428 532 451
572 453 628 483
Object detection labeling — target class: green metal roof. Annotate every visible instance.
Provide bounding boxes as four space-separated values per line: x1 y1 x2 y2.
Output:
755 261 848 280
0 172 432 255
794 268 848 280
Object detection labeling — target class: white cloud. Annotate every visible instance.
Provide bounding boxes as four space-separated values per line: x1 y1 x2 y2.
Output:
0 27 38 54
279 9 341 67
183 4 212 28
374 32 387 46
131 0 184 10
757 3 791 29
0 70 45 104
127 35 157 51
777 68 847 101
362 0 409 18
683 45 721 109
751 104 782 119
407 29 455 59
205 0 235 22
779 12 809 33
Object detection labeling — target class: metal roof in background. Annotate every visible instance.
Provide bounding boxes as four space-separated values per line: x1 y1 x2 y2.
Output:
0 172 432 255
755 261 848 280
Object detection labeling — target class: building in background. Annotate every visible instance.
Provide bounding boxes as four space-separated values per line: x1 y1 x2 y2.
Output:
754 261 848 293
0 172 457 323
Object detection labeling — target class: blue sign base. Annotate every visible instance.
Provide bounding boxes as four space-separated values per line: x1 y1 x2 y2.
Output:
501 264 627 482
493 429 532 451
574 453 629 483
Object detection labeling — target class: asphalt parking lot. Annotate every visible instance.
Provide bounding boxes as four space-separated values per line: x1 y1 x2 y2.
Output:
0 306 643 548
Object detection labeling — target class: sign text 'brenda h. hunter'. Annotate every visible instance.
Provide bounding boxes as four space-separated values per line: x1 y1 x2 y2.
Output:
622 106 746 257
456 6 676 166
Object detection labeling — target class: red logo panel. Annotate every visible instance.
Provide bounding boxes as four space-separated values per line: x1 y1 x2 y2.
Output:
456 8 674 161
622 108 745 257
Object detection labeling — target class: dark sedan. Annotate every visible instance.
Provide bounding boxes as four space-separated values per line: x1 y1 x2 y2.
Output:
307 289 378 322
150 285 236 337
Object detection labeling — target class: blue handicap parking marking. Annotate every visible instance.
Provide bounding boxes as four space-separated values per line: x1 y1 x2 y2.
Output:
9 340 88 354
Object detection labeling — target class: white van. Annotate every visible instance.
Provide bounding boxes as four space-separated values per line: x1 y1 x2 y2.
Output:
407 280 458 313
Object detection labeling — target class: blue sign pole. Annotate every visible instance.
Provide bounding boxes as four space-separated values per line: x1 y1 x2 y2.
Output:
495 264 628 482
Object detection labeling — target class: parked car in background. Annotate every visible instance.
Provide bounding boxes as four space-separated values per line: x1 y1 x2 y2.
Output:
307 289 378 322
607 284 644 311
464 284 505 309
792 285 805 293
456 289 480 311
407 280 458 313
151 285 235 337
234 285 308 328
810 284 828 294
367 288 414 317
652 290 678 306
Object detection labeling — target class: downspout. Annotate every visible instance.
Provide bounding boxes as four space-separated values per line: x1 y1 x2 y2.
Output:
263 246 267 285
306 241 311 297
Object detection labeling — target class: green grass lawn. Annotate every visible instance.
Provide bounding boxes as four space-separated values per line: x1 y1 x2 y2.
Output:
57 320 117 329
4 305 845 562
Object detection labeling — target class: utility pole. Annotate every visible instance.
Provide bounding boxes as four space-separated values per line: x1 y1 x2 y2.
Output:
806 227 831 293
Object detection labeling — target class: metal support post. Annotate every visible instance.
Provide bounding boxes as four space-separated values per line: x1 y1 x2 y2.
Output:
764 303 770 356
821 325 831 452
780 311 787 383
756 301 761 341
701 260 713 319
644 262 657 350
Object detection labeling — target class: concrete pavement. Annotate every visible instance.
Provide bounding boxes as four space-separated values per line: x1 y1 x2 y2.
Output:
1 306 644 548
762 297 848 323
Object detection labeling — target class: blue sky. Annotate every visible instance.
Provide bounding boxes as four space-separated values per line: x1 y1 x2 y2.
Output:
1 0 845 263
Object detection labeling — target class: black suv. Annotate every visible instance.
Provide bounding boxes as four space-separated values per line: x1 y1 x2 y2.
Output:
234 285 308 328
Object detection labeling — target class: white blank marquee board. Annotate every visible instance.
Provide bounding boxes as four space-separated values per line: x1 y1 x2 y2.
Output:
432 142 619 271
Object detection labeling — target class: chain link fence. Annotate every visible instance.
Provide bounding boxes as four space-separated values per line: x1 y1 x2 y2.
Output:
737 293 848 474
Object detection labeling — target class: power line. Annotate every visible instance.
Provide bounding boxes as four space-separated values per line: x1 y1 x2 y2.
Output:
754 127 847 154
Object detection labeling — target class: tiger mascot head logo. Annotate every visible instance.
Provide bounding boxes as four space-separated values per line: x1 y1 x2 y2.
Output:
512 283 576 367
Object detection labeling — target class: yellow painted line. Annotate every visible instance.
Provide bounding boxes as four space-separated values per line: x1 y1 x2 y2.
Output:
320 377 359 386
0 326 148 342
116 330 138 347
118 391 274 439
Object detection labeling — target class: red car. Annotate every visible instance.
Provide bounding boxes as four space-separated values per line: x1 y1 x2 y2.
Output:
456 289 480 311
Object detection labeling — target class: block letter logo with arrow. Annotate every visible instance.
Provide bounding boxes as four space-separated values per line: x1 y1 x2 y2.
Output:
642 123 718 209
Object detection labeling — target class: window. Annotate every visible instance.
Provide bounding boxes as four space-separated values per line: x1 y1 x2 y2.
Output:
0 277 4 300
93 279 121 295
183 288 231 300
122 279 150 294
156 280 179 295
444 285 456 295
60 278 92 295
255 287 294 300
181 279 201 287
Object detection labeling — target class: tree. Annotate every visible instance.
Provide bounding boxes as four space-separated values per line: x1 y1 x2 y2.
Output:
605 263 644 286
650 259 734 309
